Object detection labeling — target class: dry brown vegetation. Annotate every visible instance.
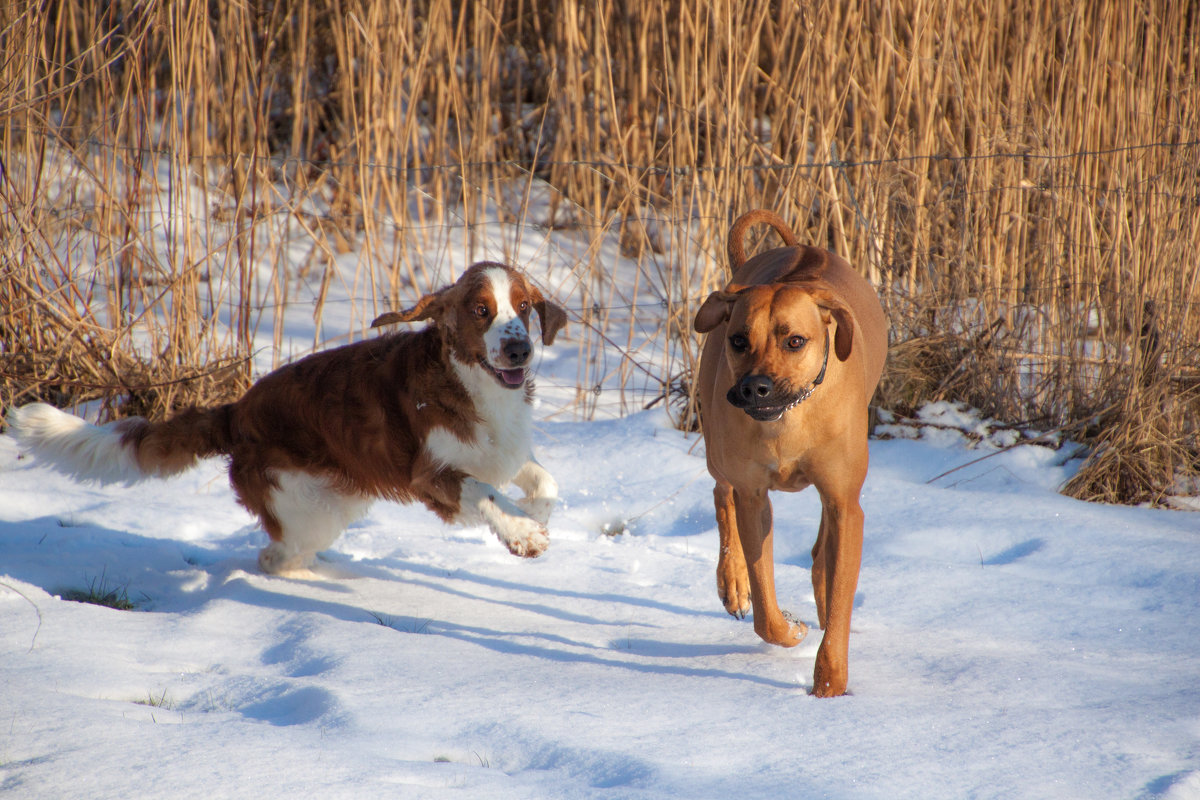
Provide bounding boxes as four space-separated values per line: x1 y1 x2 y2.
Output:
2 0 1198 505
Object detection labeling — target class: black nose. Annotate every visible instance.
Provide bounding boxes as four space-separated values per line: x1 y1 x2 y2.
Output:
502 337 532 366
735 374 774 402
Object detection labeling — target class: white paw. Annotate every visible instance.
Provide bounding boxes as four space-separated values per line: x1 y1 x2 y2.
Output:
257 541 312 574
459 477 550 558
492 515 549 558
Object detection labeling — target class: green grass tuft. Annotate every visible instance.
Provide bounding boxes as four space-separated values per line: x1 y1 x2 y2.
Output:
368 611 431 633
59 570 136 611
134 689 175 710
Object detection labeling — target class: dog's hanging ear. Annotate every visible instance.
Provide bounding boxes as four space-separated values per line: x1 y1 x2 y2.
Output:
811 290 855 361
529 285 568 345
371 288 449 328
694 289 742 333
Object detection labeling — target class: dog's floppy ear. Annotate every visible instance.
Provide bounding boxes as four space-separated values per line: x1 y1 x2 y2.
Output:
371 288 449 328
694 289 742 333
529 285 568 345
811 290 855 362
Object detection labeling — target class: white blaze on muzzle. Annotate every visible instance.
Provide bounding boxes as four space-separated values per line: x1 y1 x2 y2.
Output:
481 267 533 385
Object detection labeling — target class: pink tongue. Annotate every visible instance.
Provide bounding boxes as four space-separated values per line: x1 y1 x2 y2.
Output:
500 368 524 385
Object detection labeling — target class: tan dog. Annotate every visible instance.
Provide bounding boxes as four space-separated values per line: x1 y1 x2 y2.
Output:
694 210 887 696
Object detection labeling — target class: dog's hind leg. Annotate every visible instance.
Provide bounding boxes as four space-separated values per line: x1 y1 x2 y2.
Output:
713 481 752 618
253 470 371 574
511 458 558 525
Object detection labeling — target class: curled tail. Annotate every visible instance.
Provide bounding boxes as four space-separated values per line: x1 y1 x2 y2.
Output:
5 402 232 485
727 209 800 272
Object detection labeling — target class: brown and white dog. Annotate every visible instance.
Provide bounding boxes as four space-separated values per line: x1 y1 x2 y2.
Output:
6 261 568 574
694 211 887 696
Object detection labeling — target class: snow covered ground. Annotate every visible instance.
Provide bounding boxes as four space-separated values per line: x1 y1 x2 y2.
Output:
3 208 1200 799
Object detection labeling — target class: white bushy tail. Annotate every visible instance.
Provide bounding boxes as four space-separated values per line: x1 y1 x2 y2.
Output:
6 403 148 485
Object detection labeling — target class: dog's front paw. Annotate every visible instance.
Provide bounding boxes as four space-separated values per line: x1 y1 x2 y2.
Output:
716 552 752 619
812 642 848 697
718 575 752 619
781 609 809 646
258 541 311 575
754 609 808 648
493 515 550 558
462 478 550 558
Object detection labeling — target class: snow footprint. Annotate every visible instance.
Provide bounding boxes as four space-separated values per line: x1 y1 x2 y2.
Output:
260 622 340 678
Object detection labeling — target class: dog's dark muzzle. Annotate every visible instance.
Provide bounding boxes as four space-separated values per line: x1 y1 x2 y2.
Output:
725 332 830 421
727 374 798 422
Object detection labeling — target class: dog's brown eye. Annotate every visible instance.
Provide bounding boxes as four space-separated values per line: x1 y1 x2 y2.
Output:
519 300 529 312
786 335 807 350
474 304 489 319
729 333 749 352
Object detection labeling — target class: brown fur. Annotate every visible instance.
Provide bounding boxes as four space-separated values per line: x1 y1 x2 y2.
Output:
694 210 887 697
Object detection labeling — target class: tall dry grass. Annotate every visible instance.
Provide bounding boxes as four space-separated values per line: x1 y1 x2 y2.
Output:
2 0 1198 504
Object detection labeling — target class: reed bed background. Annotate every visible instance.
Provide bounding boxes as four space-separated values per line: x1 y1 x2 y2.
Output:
2 0 1198 505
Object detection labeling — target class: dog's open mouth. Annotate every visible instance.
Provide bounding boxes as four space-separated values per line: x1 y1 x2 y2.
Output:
743 404 790 422
728 387 805 422
480 358 526 388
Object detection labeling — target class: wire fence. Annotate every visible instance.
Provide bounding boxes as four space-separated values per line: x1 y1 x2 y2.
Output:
9 126 1198 182
8 130 1200 351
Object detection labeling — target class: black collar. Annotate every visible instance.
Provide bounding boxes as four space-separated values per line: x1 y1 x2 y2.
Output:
811 329 830 387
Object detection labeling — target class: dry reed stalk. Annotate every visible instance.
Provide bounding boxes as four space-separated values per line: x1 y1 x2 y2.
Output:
3 0 1198 504
1 0 252 419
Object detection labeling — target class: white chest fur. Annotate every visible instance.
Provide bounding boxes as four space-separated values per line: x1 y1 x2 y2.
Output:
423 358 533 487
